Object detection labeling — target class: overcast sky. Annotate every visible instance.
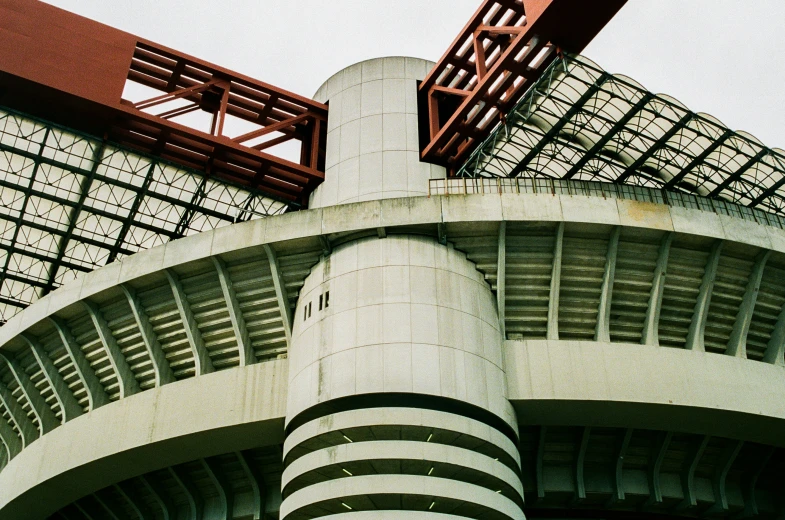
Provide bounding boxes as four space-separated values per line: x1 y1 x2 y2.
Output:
43 0 785 148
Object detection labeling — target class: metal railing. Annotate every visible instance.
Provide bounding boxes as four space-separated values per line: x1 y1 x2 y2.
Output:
429 177 785 230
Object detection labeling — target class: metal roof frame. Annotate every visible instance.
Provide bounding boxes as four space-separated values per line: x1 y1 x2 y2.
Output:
418 0 627 172
0 107 287 324
459 54 785 217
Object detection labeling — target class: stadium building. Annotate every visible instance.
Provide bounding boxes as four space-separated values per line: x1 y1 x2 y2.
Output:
0 0 784 519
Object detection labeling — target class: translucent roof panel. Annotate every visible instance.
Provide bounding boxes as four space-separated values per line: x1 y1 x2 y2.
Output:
0 108 289 324
459 54 785 216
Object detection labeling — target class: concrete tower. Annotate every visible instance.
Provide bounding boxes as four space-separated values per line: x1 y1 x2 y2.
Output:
282 57 524 518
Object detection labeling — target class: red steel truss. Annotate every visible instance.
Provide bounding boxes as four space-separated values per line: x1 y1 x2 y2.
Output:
0 0 326 206
419 0 627 173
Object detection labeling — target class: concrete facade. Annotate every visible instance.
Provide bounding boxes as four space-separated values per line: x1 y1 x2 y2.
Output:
283 234 522 518
0 57 783 519
310 57 446 207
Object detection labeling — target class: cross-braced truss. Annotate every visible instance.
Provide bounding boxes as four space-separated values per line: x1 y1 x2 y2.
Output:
0 108 287 324
459 54 785 217
419 0 626 172
0 0 328 208
116 40 327 205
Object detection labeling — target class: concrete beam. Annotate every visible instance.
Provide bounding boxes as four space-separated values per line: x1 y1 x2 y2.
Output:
112 483 146 520
120 285 175 387
165 269 214 376
497 222 506 338
547 223 564 341
139 475 174 520
685 241 723 351
676 435 710 510
707 440 743 513
49 317 109 411
573 427 591 503
73 501 97 520
237 450 266 520
608 428 633 505
212 257 255 367
0 417 21 459
263 244 293 346
168 465 203 520
21 333 83 423
642 233 672 346
0 381 38 448
91 493 122 520
595 227 621 342
727 251 771 358
764 302 785 366
83 300 140 399
740 446 774 517
202 458 233 520
643 431 672 508
0 352 58 434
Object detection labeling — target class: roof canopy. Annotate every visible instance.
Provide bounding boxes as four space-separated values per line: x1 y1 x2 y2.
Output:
460 54 785 217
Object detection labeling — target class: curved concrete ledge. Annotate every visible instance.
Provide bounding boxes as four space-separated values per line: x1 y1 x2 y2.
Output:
5 192 785 350
283 407 520 468
280 474 525 520
281 440 524 500
0 191 784 516
0 360 288 520
505 339 785 446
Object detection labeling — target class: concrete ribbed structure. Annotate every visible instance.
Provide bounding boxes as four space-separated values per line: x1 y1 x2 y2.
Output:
282 235 522 518
0 57 784 520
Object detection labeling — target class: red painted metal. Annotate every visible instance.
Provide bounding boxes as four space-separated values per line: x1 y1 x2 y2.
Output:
0 0 326 206
419 0 627 173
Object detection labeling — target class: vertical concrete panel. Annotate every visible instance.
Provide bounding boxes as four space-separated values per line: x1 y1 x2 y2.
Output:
286 235 514 431
309 57 447 208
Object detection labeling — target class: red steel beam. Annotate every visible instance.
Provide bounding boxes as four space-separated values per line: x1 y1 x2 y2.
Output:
419 0 627 173
0 0 327 206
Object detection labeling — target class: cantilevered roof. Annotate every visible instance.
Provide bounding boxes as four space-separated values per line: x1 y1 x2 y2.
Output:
0 108 286 323
460 54 785 217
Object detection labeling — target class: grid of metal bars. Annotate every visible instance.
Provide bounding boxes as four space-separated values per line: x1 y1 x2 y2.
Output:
0 108 287 324
459 54 785 217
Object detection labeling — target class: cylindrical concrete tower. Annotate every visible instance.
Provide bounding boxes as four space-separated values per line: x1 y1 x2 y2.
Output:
281 57 524 519
282 236 523 518
309 57 446 207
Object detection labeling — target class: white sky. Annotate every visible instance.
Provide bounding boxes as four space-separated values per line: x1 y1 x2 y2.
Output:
43 0 785 148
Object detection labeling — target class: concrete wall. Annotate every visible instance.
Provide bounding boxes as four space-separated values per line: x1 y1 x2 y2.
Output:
7 192 785 349
2 191 785 518
0 360 288 520
506 339 785 446
309 57 446 207
287 235 515 428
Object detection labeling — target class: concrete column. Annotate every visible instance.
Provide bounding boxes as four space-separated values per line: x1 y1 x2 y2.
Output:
282 235 522 519
309 57 446 208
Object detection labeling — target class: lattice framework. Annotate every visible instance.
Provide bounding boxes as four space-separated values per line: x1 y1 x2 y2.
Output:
459 55 785 217
0 108 287 323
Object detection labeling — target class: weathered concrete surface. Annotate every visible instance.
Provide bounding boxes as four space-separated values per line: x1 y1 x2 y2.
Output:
505 339 785 446
286 235 515 429
0 360 288 520
309 57 446 207
7 192 785 353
